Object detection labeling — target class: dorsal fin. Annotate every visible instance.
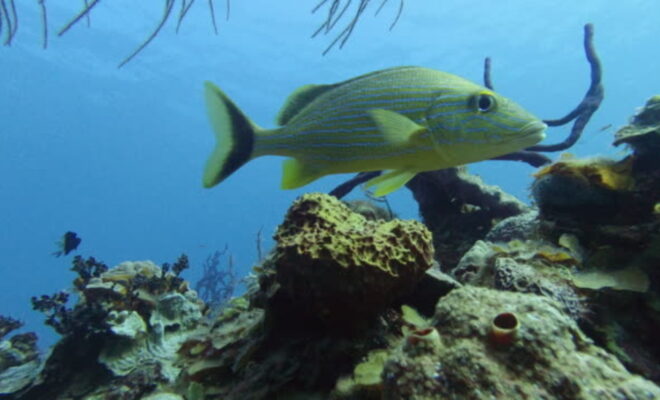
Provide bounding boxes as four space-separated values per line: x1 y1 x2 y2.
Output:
276 84 338 126
276 67 418 126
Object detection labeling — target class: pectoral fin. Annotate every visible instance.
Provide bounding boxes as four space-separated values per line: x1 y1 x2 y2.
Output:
368 109 427 145
365 169 417 197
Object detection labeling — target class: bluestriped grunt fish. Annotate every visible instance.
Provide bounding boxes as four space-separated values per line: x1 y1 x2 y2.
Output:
203 66 546 196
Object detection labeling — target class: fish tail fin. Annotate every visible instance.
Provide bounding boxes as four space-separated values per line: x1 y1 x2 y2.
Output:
203 81 262 188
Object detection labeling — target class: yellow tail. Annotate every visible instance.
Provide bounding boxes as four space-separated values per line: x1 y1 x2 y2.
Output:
203 81 261 188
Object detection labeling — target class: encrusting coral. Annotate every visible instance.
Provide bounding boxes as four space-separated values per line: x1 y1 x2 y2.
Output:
452 237 586 313
374 286 660 400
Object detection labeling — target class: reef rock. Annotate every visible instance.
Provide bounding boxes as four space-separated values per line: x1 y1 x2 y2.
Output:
531 156 636 224
407 167 529 271
0 325 40 395
99 291 205 382
452 239 586 320
485 209 540 243
353 286 660 400
528 97 660 381
614 94 660 155
271 193 434 327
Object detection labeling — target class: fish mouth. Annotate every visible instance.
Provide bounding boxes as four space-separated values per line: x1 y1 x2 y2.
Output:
520 120 547 141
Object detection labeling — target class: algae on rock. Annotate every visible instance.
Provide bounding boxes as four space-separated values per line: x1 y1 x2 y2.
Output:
335 286 660 400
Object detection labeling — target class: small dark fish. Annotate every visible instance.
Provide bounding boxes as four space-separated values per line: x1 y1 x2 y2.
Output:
598 124 612 132
53 231 81 257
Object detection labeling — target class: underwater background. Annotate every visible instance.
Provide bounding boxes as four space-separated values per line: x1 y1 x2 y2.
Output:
1 0 659 351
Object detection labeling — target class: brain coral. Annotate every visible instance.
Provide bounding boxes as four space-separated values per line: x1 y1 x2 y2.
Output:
272 193 434 326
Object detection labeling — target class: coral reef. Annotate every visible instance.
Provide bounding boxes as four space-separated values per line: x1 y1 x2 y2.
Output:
532 95 660 226
9 256 200 399
4 193 439 399
532 156 637 224
6 93 660 400
173 193 437 398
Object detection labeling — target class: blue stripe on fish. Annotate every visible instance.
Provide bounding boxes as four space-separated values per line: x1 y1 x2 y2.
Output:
203 66 546 196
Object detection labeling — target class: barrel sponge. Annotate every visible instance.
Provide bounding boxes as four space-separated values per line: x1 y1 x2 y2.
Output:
273 193 434 323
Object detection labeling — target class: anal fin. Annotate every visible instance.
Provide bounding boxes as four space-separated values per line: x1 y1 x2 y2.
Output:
281 158 326 189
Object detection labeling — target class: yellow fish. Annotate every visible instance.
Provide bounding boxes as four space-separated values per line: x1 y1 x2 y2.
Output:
203 66 546 196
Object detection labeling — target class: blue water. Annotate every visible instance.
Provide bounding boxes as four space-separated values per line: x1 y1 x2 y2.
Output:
1 0 658 347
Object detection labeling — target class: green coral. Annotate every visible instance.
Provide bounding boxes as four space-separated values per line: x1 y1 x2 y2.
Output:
273 193 434 326
335 349 389 396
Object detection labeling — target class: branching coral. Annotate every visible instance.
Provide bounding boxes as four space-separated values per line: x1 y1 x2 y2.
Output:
71 255 108 289
30 257 109 335
194 247 238 309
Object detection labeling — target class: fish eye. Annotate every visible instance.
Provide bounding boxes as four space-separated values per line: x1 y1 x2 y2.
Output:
471 92 496 113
